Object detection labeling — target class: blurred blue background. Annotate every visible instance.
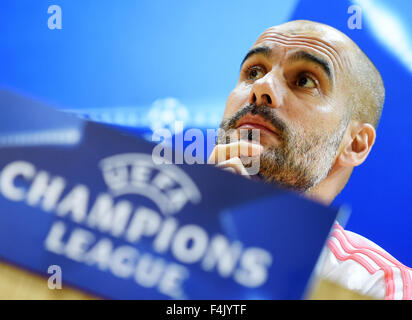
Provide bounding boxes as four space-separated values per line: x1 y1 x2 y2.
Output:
1 0 411 266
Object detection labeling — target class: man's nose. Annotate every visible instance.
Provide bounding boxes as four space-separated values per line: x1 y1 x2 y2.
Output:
248 73 282 108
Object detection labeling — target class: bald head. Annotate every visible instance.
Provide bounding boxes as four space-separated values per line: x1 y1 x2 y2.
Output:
265 20 385 129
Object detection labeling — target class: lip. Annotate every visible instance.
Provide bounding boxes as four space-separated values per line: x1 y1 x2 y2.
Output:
235 114 280 139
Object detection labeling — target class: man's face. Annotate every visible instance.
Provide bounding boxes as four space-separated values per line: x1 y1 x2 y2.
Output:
219 23 352 191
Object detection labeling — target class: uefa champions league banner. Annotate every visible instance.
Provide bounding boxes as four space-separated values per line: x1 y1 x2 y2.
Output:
0 90 340 299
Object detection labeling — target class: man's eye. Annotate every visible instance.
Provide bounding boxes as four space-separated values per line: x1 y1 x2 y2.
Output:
247 67 265 80
296 74 316 88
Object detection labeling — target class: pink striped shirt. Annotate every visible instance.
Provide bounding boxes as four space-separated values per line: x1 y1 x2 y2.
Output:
317 223 412 300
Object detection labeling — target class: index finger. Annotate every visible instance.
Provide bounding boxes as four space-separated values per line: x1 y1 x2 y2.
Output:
207 141 263 165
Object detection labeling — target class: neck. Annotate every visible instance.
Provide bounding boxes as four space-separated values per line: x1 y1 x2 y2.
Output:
304 165 352 206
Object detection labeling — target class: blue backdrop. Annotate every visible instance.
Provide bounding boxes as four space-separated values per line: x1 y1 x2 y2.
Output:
1 0 412 267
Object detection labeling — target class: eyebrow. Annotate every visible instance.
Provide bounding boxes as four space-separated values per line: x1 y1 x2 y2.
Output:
288 50 333 82
240 46 334 85
240 46 272 69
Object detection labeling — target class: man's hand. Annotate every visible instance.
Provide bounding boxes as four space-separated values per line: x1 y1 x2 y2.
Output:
207 140 263 178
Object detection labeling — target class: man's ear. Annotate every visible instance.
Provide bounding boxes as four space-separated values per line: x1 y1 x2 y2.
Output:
338 122 376 167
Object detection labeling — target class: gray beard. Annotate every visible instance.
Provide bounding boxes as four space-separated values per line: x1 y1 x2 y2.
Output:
218 104 350 192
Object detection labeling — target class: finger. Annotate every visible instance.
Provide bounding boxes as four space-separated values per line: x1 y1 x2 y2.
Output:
216 157 251 178
221 167 237 174
208 141 263 165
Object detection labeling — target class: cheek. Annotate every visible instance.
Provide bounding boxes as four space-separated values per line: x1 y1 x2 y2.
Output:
284 95 340 133
223 85 250 119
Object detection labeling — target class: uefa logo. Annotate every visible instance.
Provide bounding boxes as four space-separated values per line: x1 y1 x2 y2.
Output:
99 153 202 216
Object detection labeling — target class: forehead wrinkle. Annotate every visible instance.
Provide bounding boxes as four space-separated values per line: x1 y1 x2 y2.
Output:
270 31 342 58
257 31 346 71
258 34 342 71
